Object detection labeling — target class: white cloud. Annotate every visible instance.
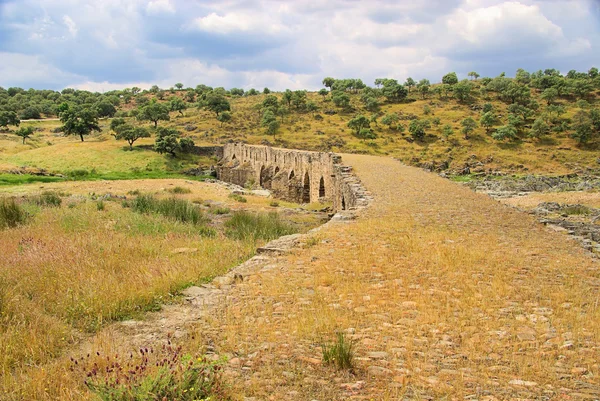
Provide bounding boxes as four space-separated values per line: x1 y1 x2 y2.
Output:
0 52 82 87
191 12 289 35
62 15 78 37
146 0 175 14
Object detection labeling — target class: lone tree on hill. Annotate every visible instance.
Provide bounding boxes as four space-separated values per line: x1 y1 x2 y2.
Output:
0 110 20 130
175 83 184 90
468 71 480 80
14 126 34 144
409 119 430 141
169 97 187 116
480 111 498 133
59 106 101 142
347 115 370 136
138 100 170 127
322 77 335 91
404 77 416 92
442 72 458 85
202 93 231 116
154 127 181 156
114 124 151 150
461 117 478 139
217 111 232 127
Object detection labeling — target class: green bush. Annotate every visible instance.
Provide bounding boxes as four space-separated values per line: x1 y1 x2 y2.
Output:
224 211 296 241
168 186 192 194
322 332 354 370
228 193 247 203
0 198 28 229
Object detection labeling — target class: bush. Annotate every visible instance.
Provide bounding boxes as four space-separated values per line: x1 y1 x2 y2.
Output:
228 193 247 203
168 186 192 194
224 211 297 241
132 195 205 225
31 191 62 207
96 200 105 211
322 332 354 370
0 198 28 229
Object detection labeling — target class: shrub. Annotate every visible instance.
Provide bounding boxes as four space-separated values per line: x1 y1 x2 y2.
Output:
228 193 247 203
0 198 28 229
132 195 205 225
72 344 227 401
322 332 354 370
31 191 62 207
224 211 296 241
210 206 231 215
168 186 192 194
96 200 105 211
269 201 280 207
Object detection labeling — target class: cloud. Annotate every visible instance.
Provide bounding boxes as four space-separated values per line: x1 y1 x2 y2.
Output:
62 15 78 37
190 11 289 35
0 0 598 91
146 0 175 15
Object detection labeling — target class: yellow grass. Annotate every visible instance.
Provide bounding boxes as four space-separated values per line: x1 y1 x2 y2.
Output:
502 190 600 210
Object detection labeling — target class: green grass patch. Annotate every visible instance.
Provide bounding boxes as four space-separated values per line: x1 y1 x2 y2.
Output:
0 174 66 186
224 211 297 241
322 332 354 371
131 195 207 226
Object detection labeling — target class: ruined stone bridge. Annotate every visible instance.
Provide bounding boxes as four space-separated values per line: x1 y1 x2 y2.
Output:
215 143 371 211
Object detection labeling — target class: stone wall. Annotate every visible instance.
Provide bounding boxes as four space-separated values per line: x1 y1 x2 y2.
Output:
216 143 371 212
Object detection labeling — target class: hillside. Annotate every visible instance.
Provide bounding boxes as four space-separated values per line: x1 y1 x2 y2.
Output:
1 69 600 179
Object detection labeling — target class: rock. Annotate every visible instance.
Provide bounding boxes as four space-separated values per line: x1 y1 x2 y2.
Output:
366 351 388 359
367 366 392 376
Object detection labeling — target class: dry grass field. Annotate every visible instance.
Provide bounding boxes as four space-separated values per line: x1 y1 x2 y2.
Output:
0 180 325 399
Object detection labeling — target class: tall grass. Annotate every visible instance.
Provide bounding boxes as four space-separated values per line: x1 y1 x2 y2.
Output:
30 191 62 207
224 211 297 241
0 202 255 398
131 194 206 225
0 197 28 229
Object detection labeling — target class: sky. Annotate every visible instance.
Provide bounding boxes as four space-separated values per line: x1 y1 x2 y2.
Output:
0 0 599 92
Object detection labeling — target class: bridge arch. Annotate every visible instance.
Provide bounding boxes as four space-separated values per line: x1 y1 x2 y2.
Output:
302 172 310 203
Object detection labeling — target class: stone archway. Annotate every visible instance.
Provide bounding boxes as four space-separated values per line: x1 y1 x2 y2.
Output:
302 172 310 203
319 176 325 198
260 166 273 189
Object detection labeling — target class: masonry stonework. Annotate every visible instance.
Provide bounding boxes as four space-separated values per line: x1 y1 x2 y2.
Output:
215 143 370 212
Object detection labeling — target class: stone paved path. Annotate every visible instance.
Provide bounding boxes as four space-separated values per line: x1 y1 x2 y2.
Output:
195 155 600 400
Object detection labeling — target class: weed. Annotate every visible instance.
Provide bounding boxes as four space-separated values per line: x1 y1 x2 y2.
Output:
168 186 192 194
127 189 141 196
71 343 227 401
228 193 247 203
224 211 297 241
96 200 105 211
304 236 321 248
0 198 28 229
132 195 206 225
321 332 354 370
210 206 231 215
30 191 62 207
562 205 591 215
269 201 280 207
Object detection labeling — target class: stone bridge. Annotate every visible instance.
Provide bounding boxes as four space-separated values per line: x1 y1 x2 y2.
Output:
215 143 370 212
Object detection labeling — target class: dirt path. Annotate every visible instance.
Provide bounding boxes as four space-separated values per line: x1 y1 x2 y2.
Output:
69 155 600 400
